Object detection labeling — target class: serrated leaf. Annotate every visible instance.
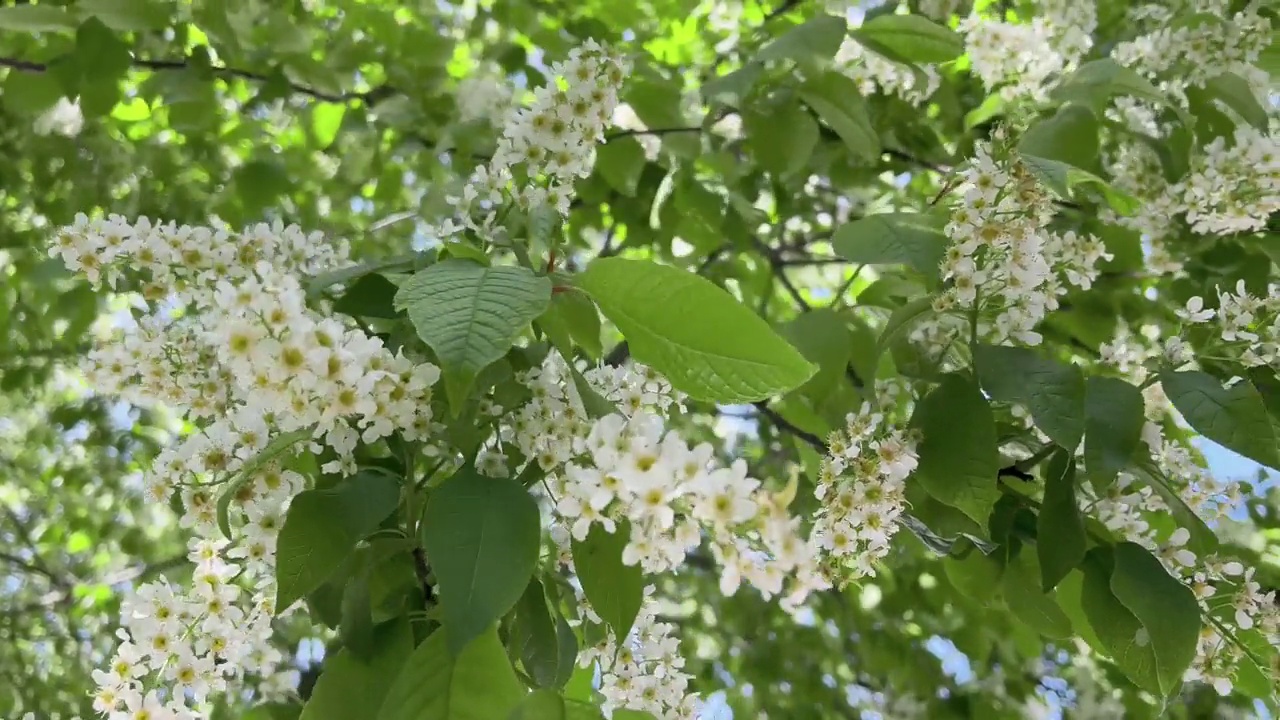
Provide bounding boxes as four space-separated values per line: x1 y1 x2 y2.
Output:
797 71 879 162
575 257 816 403
538 291 602 360
513 578 563 689
1083 376 1145 489
301 618 414 720
744 99 819 177
1110 542 1201 697
1080 548 1162 696
596 137 647 196
912 374 1001 525
333 273 402 319
1037 450 1086 592
276 473 401 613
852 13 963 63
1202 72 1269 129
571 520 644 641
1160 370 1280 469
421 469 541 654
378 626 525 720
1003 550 1073 639
339 561 376 661
396 260 552 410
833 212 948 285
974 344 1086 450
0 5 78 33
756 14 847 65
1020 154 1138 215
1018 104 1099 170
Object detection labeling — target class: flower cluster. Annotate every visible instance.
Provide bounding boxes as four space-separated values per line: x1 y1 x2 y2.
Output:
1113 2 1271 91
52 217 443 717
812 395 918 584
1179 126 1280 235
835 37 940 105
1178 281 1280 370
576 586 702 719
438 39 629 241
936 140 1112 346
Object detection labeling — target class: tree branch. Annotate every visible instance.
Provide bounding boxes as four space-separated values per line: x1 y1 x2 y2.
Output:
0 56 393 105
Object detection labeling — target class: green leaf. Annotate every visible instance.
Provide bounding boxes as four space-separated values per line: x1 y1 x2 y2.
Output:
311 102 347 149
512 578 565 689
0 5 78 33
379 625 526 720
216 428 312 540
743 99 819 177
596 137 647 197
340 562 376 661
1020 154 1138 215
1037 450 1086 592
396 260 552 410
333 273 402 319
912 374 1001 525
832 212 948 284
1051 59 1178 118
1160 370 1280 469
76 0 172 31
3 69 66 116
797 72 880 162
568 364 618 420
421 470 541 654
276 473 401 612
301 618 415 720
571 520 644 641
851 14 964 63
781 308 853 405
1017 104 1099 171
508 690 566 720
74 16 131 116
755 14 847 64
1202 72 1269 129
943 542 1003 603
538 291 603 360
1003 550 1073 639
575 257 816 403
234 160 291 213
1083 376 1145 489
1080 548 1162 696
1110 542 1202 697
974 344 1086 450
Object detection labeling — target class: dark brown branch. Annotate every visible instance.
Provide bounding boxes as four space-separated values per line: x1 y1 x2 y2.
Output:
0 56 393 105
753 402 828 451
604 126 703 141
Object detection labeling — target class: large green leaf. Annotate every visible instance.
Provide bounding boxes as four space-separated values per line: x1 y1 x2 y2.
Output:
575 258 816 403
571 521 644 641
782 308 854 405
1080 548 1161 696
797 72 880 162
1037 450 1086 592
421 470 541 654
1201 72 1268 129
1020 154 1139 215
743 99 819 177
974 344 1086 450
1083 376 1145 488
1018 104 1099 171
1110 543 1202 697
832 212 948 284
396 260 552 409
851 14 963 63
1129 452 1219 557
755 14 847 64
275 473 402 612
911 374 1001 525
379 626 526 720
596 137 647 196
511 578 569 689
1002 551 1072 639
1160 370 1280 469
537 290 603 360
301 618 415 720
0 5 78 33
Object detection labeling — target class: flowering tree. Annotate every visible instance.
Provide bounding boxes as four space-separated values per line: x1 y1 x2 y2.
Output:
3 0 1280 718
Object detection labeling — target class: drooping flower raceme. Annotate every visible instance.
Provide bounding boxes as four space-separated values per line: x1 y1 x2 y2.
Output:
53 216 442 719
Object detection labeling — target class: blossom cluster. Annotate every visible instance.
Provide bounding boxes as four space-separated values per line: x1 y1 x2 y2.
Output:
51 216 443 717
1114 1 1271 92
935 140 1112 346
835 36 940 106
958 0 1097 102
575 586 702 719
1178 280 1280 370
438 39 629 242
812 392 919 585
